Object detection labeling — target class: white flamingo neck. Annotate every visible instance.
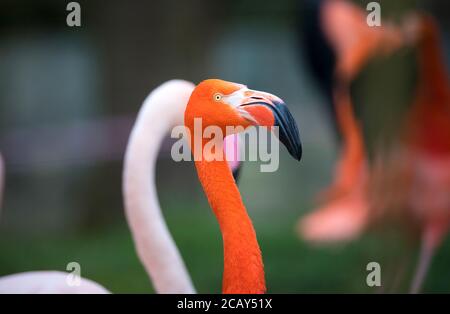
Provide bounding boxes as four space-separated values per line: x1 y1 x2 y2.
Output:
123 80 196 293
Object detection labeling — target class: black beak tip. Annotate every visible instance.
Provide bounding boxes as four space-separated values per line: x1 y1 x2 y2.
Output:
283 134 302 161
273 101 303 162
291 144 302 161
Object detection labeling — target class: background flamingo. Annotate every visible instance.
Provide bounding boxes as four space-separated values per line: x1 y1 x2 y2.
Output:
297 0 405 243
359 13 450 293
123 80 197 294
298 0 450 293
300 3 450 292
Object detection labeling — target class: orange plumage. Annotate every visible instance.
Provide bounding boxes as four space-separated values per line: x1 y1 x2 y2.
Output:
184 79 301 293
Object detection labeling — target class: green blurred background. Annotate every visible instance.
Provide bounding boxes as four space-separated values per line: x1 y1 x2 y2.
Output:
0 0 449 293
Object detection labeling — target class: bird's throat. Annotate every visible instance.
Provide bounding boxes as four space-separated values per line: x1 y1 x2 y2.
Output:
194 141 266 294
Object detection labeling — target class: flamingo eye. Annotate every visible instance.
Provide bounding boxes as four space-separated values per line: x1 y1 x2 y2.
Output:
213 93 222 102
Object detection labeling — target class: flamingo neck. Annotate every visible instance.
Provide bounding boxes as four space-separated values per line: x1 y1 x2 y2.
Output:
334 88 365 164
123 81 196 294
194 140 265 294
332 87 366 194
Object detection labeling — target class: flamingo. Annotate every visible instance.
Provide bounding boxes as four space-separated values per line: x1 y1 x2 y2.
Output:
354 13 450 293
184 79 302 293
300 1 449 292
298 0 405 243
300 5 450 292
324 10 450 293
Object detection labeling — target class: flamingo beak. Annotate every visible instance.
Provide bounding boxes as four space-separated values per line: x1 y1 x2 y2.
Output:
237 90 303 161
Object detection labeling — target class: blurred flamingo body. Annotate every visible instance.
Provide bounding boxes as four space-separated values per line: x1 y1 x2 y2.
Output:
300 2 450 292
298 0 404 243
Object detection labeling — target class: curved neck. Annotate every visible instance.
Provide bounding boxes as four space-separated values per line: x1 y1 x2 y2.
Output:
194 139 265 294
123 81 195 293
334 87 365 162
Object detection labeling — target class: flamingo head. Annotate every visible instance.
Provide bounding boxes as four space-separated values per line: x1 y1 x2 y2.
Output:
184 79 302 161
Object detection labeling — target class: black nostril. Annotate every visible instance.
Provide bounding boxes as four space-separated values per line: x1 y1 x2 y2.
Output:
250 96 264 100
